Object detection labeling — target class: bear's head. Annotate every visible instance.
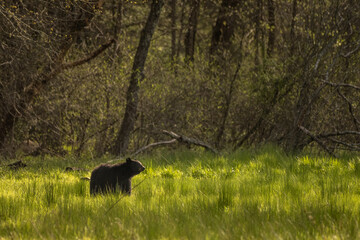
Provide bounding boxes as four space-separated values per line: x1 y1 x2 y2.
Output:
126 158 145 175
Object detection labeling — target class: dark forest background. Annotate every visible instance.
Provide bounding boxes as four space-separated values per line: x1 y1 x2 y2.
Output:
1 0 359 158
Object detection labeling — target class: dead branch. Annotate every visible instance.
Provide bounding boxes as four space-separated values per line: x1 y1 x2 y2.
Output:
132 130 218 155
317 130 360 138
336 89 360 130
162 130 218 154
298 126 336 157
62 39 115 70
132 139 177 156
23 39 115 101
326 137 360 151
341 40 360 58
322 80 360 91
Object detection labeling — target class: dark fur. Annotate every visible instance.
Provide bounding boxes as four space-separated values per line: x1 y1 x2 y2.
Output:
7 160 27 170
90 158 145 195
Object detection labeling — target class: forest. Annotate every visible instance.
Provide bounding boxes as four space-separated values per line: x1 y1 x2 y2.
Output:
1 1 360 239
0 0 360 157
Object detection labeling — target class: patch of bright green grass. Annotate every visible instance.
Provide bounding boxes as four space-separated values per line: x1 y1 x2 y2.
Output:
1 146 360 239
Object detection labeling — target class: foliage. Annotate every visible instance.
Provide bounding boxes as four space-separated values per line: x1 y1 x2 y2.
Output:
0 0 359 156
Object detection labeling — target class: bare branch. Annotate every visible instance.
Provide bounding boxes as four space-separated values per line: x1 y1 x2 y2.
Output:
341 40 360 58
317 131 360 138
298 126 336 157
62 39 115 70
24 39 115 95
336 89 360 130
322 80 360 91
326 137 360 151
0 58 13 66
162 130 218 154
132 139 177 156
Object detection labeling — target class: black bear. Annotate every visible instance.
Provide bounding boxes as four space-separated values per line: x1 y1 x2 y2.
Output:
90 158 145 195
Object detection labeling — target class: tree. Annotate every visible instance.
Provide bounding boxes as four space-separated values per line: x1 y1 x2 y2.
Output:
267 0 275 57
1 0 359 157
184 0 200 63
0 0 111 153
209 0 239 55
111 0 164 156
170 0 177 62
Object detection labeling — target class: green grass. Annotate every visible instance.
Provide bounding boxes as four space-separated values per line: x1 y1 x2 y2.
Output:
1 146 360 239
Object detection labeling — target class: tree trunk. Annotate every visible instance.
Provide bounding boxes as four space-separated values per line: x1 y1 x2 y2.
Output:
170 0 177 62
184 0 200 63
110 0 164 156
209 0 239 55
0 109 17 150
215 62 241 148
267 0 275 57
289 0 297 55
174 1 186 76
254 0 262 66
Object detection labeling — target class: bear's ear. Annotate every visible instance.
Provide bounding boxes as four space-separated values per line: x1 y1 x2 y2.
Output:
126 158 131 163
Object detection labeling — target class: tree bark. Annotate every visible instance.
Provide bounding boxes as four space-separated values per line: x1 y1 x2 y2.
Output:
254 0 262 66
110 0 164 156
184 0 200 63
209 0 239 55
267 0 275 57
289 0 297 55
174 1 186 76
215 62 241 148
170 0 177 62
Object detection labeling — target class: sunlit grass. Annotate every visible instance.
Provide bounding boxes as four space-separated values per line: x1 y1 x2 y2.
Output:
1 146 360 239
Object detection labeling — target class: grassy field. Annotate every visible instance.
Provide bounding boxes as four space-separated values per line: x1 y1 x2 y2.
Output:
1 146 360 239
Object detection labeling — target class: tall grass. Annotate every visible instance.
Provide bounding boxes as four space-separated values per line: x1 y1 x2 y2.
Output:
1 146 360 239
